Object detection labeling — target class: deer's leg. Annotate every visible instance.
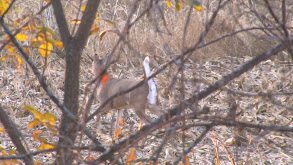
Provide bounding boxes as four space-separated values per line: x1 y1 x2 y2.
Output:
95 113 102 130
116 109 124 129
133 107 151 123
147 104 163 116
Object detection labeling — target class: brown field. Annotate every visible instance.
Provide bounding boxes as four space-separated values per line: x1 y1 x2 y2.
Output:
1 0 293 164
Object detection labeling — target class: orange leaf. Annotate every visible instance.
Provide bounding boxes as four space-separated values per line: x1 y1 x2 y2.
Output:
52 40 63 49
119 118 124 126
23 47 29 55
138 121 142 130
21 26 29 31
114 128 122 138
126 149 136 164
99 29 119 40
90 24 100 36
89 156 95 162
180 156 190 165
101 73 108 86
35 161 42 165
32 130 42 140
38 142 55 150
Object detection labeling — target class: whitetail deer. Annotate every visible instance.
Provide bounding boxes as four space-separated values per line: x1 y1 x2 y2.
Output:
92 55 162 124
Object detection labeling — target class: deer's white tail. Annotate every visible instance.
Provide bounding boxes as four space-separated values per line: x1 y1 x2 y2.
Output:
143 56 157 105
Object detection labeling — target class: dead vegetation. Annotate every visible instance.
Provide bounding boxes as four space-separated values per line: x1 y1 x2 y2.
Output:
1 0 293 164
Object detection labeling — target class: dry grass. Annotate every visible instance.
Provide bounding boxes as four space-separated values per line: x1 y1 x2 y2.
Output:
1 0 293 164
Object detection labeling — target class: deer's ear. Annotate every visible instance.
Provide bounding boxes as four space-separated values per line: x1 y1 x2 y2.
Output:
93 54 100 61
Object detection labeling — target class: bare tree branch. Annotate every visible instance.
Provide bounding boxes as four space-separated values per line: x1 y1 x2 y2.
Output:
51 0 71 52
0 105 34 164
74 0 101 51
0 148 55 161
173 126 211 165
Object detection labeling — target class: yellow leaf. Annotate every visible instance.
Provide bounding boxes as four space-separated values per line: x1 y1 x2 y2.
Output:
29 20 37 31
37 26 57 39
8 150 16 155
12 57 22 74
104 19 115 27
0 0 10 15
95 13 99 23
126 149 136 164
190 0 202 12
23 105 43 119
70 19 81 24
42 113 57 125
15 33 28 41
46 124 58 134
0 56 8 61
38 142 55 150
193 6 202 11
138 121 142 130
166 1 172 8
38 42 53 57
81 5 86 12
28 119 41 129
175 2 183 11
14 53 23 64
7 47 14 53
0 145 4 151
30 37 41 47
12 159 20 164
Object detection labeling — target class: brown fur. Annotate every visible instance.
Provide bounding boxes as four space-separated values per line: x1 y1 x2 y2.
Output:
92 55 161 123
